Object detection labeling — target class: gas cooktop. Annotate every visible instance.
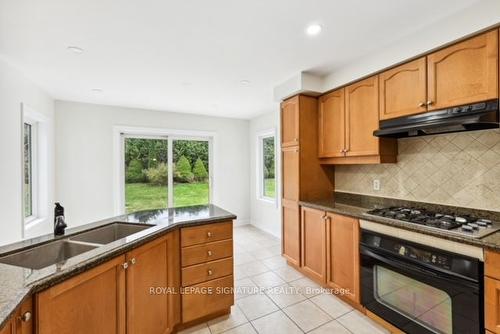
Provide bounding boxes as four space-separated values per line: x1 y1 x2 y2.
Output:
364 206 500 238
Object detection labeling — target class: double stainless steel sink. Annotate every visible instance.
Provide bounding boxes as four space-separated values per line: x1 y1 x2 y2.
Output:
0 223 153 270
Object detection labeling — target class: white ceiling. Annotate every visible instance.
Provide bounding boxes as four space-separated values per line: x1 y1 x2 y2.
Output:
0 0 481 119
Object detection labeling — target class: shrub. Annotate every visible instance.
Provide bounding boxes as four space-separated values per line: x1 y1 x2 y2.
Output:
174 156 194 183
145 163 168 185
193 158 208 181
126 159 146 183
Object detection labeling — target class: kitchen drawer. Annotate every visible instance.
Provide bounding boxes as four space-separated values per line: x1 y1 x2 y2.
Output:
181 239 233 267
182 257 233 286
181 222 233 247
182 275 234 323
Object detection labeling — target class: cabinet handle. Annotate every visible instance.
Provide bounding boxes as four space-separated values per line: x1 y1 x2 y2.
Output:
294 137 298 142
207 269 213 276
18 311 31 322
207 232 212 238
418 102 426 107
130 258 136 265
122 262 129 269
426 100 434 106
207 250 213 256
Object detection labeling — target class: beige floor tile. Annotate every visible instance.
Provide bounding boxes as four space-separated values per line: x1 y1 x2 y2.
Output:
288 277 323 297
222 323 257 334
242 261 271 277
272 266 304 282
237 294 279 320
234 278 259 300
251 311 303 334
310 293 353 318
234 251 257 265
262 255 287 270
338 310 391 334
177 323 211 334
283 299 332 332
252 246 282 260
309 320 351 334
265 283 306 308
250 271 286 289
207 305 248 334
235 264 250 280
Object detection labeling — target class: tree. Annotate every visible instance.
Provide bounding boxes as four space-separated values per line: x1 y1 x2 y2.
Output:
174 156 194 183
126 159 146 183
145 163 168 185
193 158 208 181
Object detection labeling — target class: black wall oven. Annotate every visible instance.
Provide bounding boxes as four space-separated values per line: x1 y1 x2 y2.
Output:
360 230 483 334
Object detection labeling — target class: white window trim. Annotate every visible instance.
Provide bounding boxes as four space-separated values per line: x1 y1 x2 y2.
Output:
256 128 277 205
21 103 49 235
112 126 216 215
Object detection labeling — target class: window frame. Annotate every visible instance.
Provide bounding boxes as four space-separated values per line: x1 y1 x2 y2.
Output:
23 120 38 223
256 128 277 204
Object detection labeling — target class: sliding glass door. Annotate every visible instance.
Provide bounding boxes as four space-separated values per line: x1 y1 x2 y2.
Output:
123 135 211 213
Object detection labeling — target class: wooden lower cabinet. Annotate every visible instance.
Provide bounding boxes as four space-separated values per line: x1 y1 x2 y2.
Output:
0 298 33 334
37 255 127 334
0 320 12 334
326 213 360 303
486 277 500 333
282 199 300 266
300 207 326 283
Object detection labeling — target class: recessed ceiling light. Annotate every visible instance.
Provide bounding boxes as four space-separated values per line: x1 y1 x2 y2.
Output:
306 24 322 36
240 80 250 85
91 88 103 93
67 46 84 54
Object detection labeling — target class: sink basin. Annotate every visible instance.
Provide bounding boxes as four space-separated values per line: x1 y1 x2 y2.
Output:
0 240 98 270
70 223 153 244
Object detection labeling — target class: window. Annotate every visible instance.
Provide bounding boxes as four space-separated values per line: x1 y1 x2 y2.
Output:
23 123 35 218
258 130 276 201
121 131 212 213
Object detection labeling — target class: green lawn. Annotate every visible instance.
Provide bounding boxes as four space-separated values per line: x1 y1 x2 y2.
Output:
125 182 209 213
264 178 276 198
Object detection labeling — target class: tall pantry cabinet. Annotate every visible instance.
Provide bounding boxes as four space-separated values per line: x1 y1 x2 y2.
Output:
280 95 335 267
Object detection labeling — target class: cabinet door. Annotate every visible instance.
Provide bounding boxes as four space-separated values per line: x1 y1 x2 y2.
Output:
300 207 326 283
346 76 380 157
281 96 300 147
427 30 498 110
326 213 360 303
127 235 170 334
282 199 300 266
379 57 427 120
282 146 299 201
37 256 126 334
486 277 500 333
15 298 33 334
0 320 12 334
318 89 346 158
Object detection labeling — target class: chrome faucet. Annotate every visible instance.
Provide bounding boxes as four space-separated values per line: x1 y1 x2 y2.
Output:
54 202 67 236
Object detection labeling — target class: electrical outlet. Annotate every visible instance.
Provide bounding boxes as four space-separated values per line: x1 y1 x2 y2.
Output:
373 179 381 191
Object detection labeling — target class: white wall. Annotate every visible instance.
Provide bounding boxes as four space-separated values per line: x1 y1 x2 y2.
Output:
249 110 281 238
0 58 55 245
321 0 500 92
54 101 250 228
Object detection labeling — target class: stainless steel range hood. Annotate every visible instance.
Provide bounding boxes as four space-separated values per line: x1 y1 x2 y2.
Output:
374 99 499 138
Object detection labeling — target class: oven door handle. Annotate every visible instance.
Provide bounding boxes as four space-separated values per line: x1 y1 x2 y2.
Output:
361 246 479 288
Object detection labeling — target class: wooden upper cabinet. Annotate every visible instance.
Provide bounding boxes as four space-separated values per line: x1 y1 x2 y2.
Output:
282 199 300 267
318 89 346 158
37 256 126 334
326 213 360 304
427 30 498 110
281 96 300 147
379 57 427 120
282 146 299 201
345 76 380 157
300 207 326 284
126 235 170 334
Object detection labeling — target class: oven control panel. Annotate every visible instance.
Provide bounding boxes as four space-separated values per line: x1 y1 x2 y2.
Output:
394 244 451 270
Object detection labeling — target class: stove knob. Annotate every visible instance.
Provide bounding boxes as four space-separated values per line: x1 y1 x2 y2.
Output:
462 225 474 232
468 223 479 230
455 217 467 223
477 219 492 226
431 255 437 263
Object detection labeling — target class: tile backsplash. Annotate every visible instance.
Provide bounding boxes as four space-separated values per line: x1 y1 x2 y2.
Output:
335 129 500 212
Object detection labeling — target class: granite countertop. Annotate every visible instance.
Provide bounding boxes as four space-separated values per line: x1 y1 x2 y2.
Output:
0 204 236 329
299 194 500 251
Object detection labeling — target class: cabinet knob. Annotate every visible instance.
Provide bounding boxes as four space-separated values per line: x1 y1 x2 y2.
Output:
207 269 213 276
122 262 129 269
294 137 298 142
207 232 212 238
426 100 434 106
418 102 426 107
19 311 31 322
130 258 136 265
207 250 213 256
